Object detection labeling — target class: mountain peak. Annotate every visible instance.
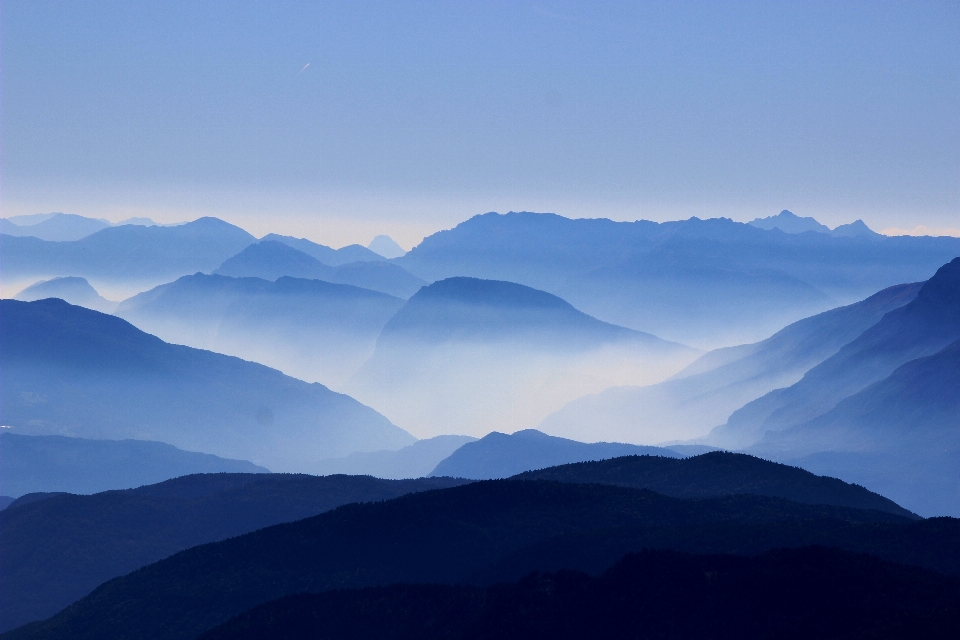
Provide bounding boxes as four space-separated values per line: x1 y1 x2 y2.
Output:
831 219 879 238
368 235 406 258
748 210 831 234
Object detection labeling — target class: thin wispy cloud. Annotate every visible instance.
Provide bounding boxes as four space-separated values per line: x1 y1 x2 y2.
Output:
296 62 310 76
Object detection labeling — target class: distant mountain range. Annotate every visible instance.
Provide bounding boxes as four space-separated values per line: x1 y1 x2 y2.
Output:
0 473 467 632
214 240 425 298
0 298 414 470
347 277 699 437
540 281 921 444
395 212 960 346
430 430 681 479
262 233 386 265
748 210 881 238
0 433 267 497
312 435 477 478
13 276 117 313
0 213 166 242
116 273 406 386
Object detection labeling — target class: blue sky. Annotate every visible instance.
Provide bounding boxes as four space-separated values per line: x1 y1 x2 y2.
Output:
2 0 958 246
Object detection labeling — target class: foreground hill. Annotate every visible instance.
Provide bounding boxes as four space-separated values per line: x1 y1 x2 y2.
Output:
0 433 266 497
0 474 466 632
199 547 960 640
0 217 255 287
13 277 116 313
0 299 414 470
6 478 935 640
395 212 960 346
117 274 405 386
430 430 681 479
540 282 920 443
348 277 698 437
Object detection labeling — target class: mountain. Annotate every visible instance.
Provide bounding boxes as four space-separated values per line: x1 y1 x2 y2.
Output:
713 257 960 449
0 433 268 497
313 435 477 478
753 338 960 517
5 479 933 640
430 430 681 480
0 217 256 292
0 213 112 241
0 473 467 632
13 277 117 313
368 234 407 258
748 209 831 234
215 240 425 298
346 277 699 437
394 212 960 346
0 299 414 470
539 282 921 444
512 451 913 518
116 273 406 386
0 497 13 511
261 233 386 265
199 547 960 640
832 219 881 238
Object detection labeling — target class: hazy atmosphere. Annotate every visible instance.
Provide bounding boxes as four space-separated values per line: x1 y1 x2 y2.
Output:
2 2 959 638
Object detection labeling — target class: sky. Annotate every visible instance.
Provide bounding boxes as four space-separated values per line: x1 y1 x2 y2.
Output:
2 0 958 248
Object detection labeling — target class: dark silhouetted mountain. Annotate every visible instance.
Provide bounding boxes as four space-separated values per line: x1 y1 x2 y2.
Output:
313 435 477 479
0 299 414 471
368 234 407 258
540 282 921 443
0 433 267 497
0 497 12 511
4 479 928 640
198 547 960 640
395 212 960 346
430 430 680 480
116 273 405 386
347 277 698 437
748 209 831 234
13 277 116 313
754 338 960 517
261 233 385 265
215 240 425 298
0 217 256 284
715 257 960 448
0 473 467 633
3 493 69 509
0 213 111 242
512 452 914 518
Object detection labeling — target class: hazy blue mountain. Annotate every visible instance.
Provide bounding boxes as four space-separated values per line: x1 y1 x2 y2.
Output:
368 234 407 258
0 217 256 292
513 452 913 518
0 433 268 497
0 474 467 633
395 212 960 346
714 257 960 448
313 435 477 479
0 213 111 241
748 209 831 234
198 548 960 640
261 233 385 265
430 430 680 479
540 282 921 444
215 240 425 298
0 299 414 470
832 219 881 238
8 479 931 640
347 277 699 437
116 273 406 386
13 276 117 313
753 337 960 517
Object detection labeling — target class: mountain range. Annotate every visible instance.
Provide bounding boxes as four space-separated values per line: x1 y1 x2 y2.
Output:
0 298 413 470
312 435 477 478
13 276 116 313
0 213 164 242
346 277 699 437
748 209 881 238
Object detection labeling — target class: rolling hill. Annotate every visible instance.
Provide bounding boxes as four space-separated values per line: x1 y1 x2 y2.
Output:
13 277 116 313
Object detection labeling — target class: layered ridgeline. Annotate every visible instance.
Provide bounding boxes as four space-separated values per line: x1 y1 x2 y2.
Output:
215 240 425 298
1 213 116 242
347 277 699 437
312 435 477 478
8 466 952 640
0 217 256 296
540 282 921 444
116 274 406 386
395 212 960 346
0 474 467 633
262 233 387 265
0 433 267 497
0 299 414 471
14 276 117 313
